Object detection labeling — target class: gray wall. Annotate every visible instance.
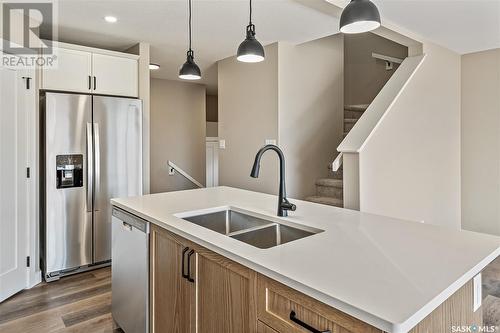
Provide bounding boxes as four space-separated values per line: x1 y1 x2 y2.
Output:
206 94 218 137
218 44 280 195
279 35 344 199
217 38 345 199
345 32 408 106
150 78 206 193
462 49 500 236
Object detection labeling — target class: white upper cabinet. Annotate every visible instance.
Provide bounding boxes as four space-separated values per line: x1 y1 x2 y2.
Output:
41 44 139 97
92 53 138 97
42 48 92 93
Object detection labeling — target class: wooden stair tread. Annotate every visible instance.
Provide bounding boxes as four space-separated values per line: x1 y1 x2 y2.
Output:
344 104 369 112
316 178 343 188
344 118 358 123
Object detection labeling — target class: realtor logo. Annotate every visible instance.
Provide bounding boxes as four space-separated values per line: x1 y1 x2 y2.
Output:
2 2 54 55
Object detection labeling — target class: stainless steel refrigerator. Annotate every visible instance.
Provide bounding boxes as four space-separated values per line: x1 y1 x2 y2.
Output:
41 92 143 281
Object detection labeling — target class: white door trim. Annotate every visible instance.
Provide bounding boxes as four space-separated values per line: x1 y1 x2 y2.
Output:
206 138 219 188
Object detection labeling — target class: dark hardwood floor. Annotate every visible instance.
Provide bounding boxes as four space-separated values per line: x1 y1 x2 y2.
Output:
0 267 122 333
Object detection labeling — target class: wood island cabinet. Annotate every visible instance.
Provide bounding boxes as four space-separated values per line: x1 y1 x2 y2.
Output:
150 225 257 333
150 226 195 333
150 225 481 333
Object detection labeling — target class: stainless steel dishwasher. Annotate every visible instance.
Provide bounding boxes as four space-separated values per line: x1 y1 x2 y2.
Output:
111 207 149 333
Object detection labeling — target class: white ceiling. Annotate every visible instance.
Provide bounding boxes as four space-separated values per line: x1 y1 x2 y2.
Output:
49 0 340 94
47 0 500 93
333 0 500 55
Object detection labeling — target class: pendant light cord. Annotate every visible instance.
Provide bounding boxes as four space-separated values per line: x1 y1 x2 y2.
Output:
188 0 192 52
249 0 253 25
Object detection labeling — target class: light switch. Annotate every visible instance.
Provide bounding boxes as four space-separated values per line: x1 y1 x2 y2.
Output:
473 273 482 312
219 139 226 149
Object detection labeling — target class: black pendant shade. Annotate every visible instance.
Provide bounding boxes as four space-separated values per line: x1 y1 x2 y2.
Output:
179 50 201 80
340 0 381 34
237 0 265 63
179 0 201 80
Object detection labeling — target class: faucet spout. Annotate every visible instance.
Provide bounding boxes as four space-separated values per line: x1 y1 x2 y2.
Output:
250 145 296 217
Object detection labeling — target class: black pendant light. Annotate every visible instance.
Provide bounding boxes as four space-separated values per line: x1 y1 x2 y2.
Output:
340 0 381 34
179 0 201 80
237 0 265 63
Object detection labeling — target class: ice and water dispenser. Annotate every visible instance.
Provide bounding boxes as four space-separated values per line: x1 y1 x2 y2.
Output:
56 154 83 189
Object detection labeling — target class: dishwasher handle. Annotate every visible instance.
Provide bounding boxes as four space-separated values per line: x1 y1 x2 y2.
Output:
112 208 149 233
122 222 133 231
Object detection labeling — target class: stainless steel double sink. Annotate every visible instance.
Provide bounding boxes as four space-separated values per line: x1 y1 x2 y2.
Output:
179 209 322 249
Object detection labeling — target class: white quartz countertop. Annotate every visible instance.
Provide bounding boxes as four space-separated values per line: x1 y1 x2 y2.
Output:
111 186 500 333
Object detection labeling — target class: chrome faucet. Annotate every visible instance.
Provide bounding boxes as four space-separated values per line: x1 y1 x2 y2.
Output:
250 145 296 217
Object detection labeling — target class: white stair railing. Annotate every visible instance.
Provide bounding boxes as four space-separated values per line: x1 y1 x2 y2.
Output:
168 161 204 188
331 152 343 172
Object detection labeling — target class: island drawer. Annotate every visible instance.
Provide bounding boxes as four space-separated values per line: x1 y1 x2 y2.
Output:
256 274 383 333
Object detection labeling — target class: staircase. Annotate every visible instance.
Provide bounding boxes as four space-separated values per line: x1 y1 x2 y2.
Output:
306 104 369 208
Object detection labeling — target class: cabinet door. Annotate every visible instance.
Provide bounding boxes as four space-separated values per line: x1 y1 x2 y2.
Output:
42 48 92 93
197 253 257 333
92 53 138 97
150 226 195 333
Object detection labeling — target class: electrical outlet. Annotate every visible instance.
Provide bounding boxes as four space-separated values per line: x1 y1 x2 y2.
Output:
473 273 482 312
219 139 226 149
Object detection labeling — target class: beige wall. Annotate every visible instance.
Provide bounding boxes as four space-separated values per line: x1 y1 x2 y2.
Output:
462 49 500 236
358 42 461 229
150 78 206 193
345 33 408 106
206 95 218 122
279 35 344 199
218 43 279 195
206 94 218 137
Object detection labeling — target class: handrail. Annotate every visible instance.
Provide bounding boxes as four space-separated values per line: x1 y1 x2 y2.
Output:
331 152 343 172
372 52 403 64
338 55 425 153
167 161 204 188
372 53 404 70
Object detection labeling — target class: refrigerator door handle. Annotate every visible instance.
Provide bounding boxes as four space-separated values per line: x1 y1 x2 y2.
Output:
86 123 93 213
94 123 101 211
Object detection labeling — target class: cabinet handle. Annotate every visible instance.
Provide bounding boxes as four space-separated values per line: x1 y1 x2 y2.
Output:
93 76 97 90
88 75 91 90
181 247 190 279
186 250 195 283
289 311 331 333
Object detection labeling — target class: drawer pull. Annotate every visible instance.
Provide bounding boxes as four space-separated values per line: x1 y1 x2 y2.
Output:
289 311 331 333
186 249 195 283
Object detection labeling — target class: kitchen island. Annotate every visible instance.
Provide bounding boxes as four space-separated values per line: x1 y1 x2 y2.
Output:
111 186 500 333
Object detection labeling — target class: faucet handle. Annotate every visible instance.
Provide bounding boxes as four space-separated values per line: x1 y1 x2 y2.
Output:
282 200 296 212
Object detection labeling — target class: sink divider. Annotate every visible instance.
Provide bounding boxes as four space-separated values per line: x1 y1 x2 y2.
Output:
226 223 277 237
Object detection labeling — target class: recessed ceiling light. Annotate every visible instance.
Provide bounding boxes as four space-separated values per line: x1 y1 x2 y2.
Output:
104 16 117 23
149 64 160 70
